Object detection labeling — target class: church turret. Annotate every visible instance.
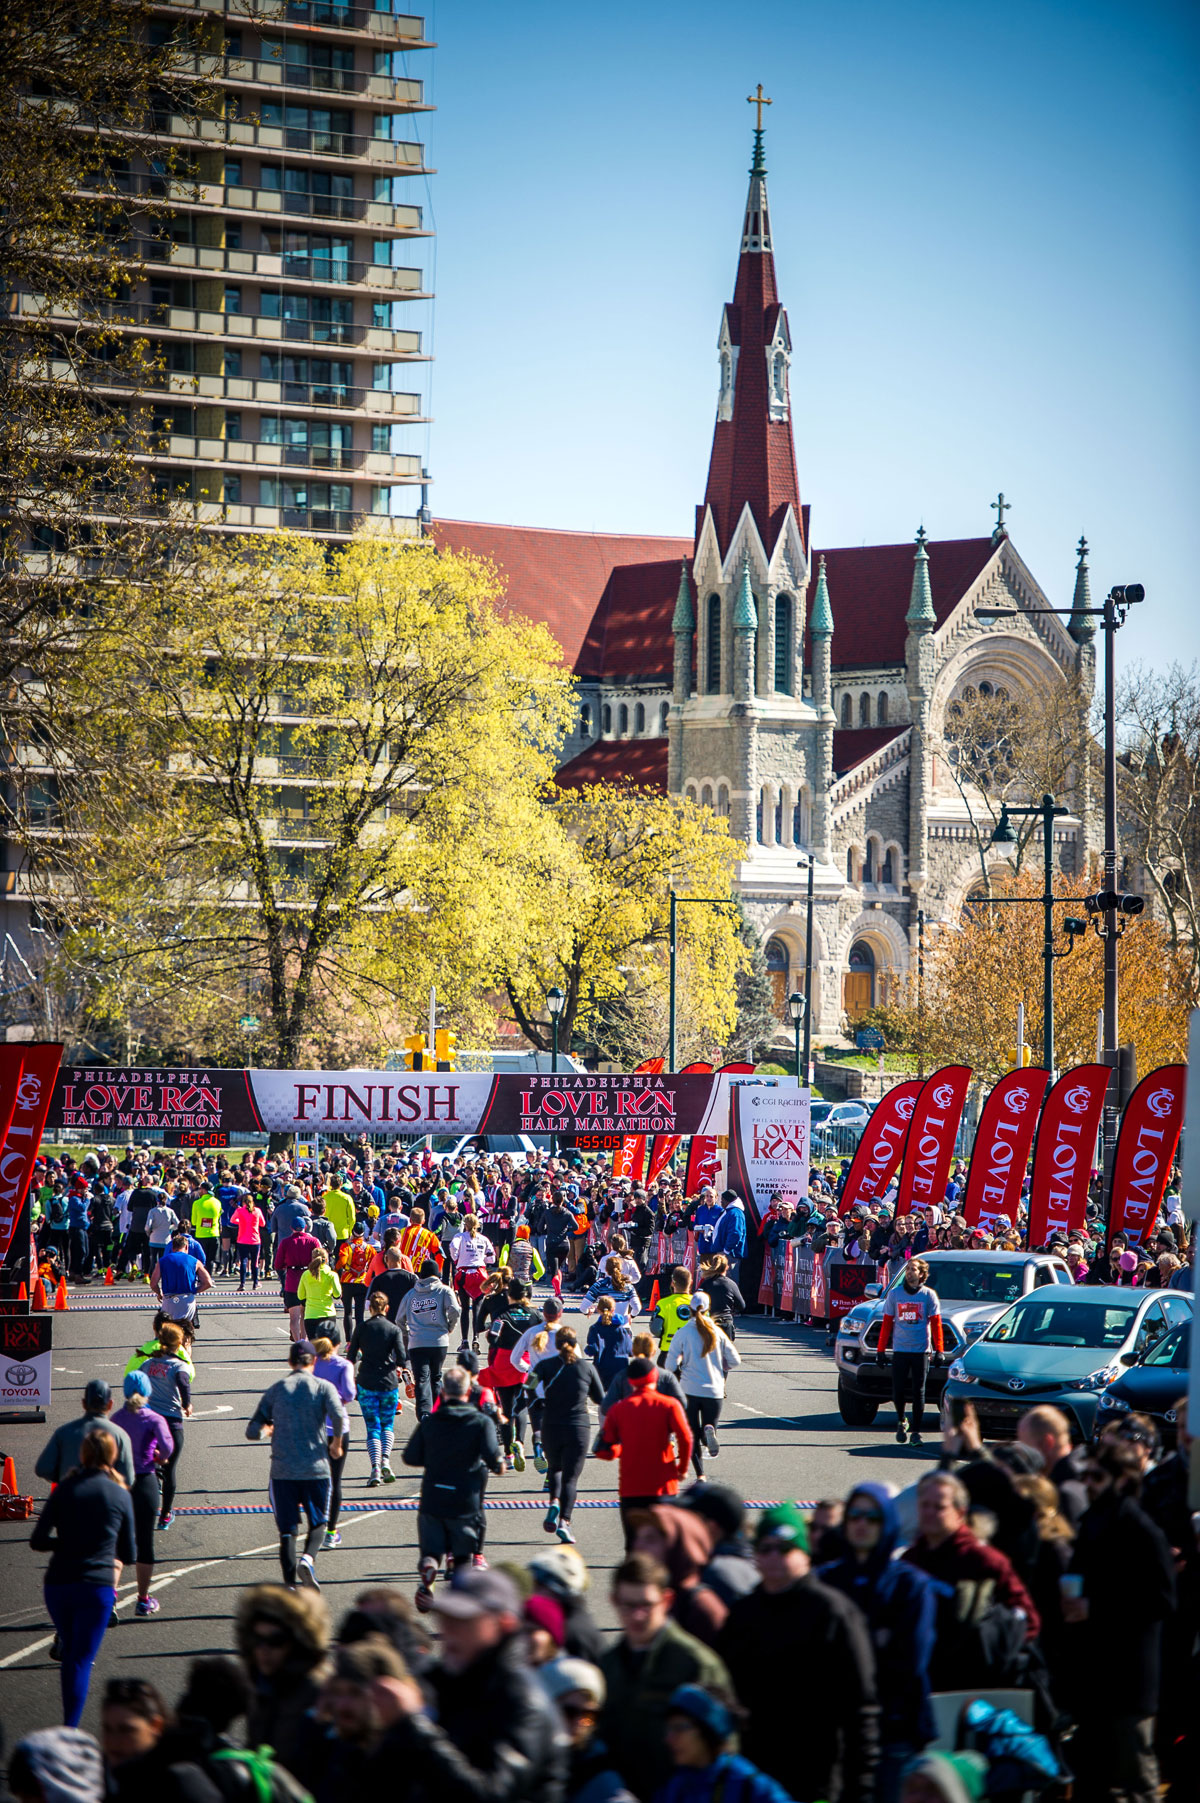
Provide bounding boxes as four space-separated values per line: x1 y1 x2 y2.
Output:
1068 534 1094 642
732 555 758 700
668 560 694 791
905 528 936 924
810 554 835 863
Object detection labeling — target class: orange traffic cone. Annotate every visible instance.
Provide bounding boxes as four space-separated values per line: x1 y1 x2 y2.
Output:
104 1266 114 1286
648 1279 661 1311
32 1277 47 1310
16 1282 26 1301
0 1455 16 1497
54 1276 68 1311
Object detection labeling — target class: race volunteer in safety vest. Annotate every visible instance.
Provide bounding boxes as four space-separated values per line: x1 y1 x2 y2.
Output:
650 1267 695 1368
875 1256 943 1447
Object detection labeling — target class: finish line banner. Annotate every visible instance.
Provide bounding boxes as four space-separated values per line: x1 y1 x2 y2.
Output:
48 1066 745 1140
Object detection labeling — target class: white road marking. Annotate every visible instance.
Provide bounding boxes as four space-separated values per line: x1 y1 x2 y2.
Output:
188 1404 233 1417
0 1539 281 1670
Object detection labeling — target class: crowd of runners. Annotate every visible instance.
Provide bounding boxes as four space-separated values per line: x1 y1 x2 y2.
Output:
10 1134 1199 1803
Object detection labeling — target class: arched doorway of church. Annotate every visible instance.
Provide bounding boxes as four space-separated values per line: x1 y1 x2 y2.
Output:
844 941 875 1022
765 936 790 1018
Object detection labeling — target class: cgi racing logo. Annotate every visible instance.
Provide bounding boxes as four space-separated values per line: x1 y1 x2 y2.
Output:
1005 1087 1031 1114
15 1073 41 1112
5 1362 37 1387
894 1096 917 1122
931 1083 956 1110
1062 1084 1094 1116
1144 1086 1175 1120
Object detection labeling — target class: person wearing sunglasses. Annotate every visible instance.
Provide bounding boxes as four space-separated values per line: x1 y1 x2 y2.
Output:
539 1658 636 1803
234 1584 332 1779
819 1485 940 1803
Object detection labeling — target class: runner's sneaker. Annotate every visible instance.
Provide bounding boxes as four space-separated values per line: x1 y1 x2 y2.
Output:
512 1443 526 1473
380 1463 396 1484
895 1425 908 1444
297 1554 320 1590
908 1432 924 1447
323 1530 342 1550
135 1596 160 1617
158 1511 175 1530
543 1502 560 1534
702 1424 720 1457
533 1445 548 1473
366 1473 381 1488
556 1522 576 1544
49 1635 62 1661
471 1553 489 1569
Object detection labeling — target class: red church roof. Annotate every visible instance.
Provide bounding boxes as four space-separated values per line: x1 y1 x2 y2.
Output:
554 738 669 791
811 536 998 671
832 726 907 777
432 519 691 676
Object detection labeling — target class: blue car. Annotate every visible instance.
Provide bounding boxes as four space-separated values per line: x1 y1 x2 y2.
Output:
1093 1317 1192 1449
944 1285 1192 1441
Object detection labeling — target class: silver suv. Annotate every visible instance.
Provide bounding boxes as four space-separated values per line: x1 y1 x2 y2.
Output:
834 1249 1074 1427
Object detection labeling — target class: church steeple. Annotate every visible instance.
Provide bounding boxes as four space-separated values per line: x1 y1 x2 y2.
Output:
1068 535 1094 642
699 96 803 564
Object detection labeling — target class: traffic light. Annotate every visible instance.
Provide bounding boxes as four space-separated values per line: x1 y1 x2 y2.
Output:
1084 890 1145 917
435 1029 457 1071
1007 1046 1033 1068
403 1033 429 1071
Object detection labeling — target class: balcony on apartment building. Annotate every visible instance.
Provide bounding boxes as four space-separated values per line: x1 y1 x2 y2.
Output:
151 0 432 48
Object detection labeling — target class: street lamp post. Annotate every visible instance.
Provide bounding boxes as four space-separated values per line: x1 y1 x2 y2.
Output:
787 991 805 1082
546 985 566 1157
796 856 816 1081
989 794 1085 1075
668 891 740 1071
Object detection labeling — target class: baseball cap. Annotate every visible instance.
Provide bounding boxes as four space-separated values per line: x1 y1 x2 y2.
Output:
431 1566 521 1619
754 1501 810 1551
84 1378 112 1408
290 1339 318 1362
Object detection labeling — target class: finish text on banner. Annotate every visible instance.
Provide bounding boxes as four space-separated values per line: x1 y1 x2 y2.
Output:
646 1062 713 1185
1108 1066 1186 1248
895 1065 972 1215
1027 1064 1110 1245
838 1079 924 1216
961 1068 1051 1232
0 1044 62 1274
726 1082 809 1222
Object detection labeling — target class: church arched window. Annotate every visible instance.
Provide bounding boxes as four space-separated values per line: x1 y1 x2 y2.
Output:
706 595 722 693
634 702 645 736
717 784 730 817
774 594 792 694
877 692 888 725
701 784 713 808
659 701 669 733
841 694 852 729
602 704 612 734
774 789 784 842
859 692 871 727
756 788 767 844
580 704 591 738
847 847 858 883
864 838 875 883
618 703 629 736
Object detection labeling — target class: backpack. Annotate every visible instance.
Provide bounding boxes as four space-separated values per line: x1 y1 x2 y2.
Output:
209 1747 314 1803
48 1197 68 1229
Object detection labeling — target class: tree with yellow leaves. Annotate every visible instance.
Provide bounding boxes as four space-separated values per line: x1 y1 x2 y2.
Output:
23 532 575 1064
504 782 748 1060
891 871 1193 1083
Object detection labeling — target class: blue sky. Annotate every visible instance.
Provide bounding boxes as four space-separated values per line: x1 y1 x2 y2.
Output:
403 0 1199 669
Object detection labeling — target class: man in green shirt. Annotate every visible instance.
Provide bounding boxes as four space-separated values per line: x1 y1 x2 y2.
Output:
322 1180 355 1243
193 1186 222 1271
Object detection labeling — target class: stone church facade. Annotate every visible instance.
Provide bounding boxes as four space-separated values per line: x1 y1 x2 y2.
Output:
436 123 1095 1037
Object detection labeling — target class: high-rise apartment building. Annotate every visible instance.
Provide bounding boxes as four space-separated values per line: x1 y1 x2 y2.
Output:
134 0 433 537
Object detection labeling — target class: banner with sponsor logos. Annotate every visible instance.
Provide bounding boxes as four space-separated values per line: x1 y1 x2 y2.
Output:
1107 1065 1186 1248
49 1065 742 1141
725 1083 810 1223
837 1079 924 1216
683 1063 755 1193
895 1065 973 1215
1 1045 62 1277
961 1067 1052 1232
1026 1063 1110 1246
0 1314 52 1412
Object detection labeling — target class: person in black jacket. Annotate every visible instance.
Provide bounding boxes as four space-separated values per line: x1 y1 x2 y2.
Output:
1063 1440 1177 1803
716 1503 879 1803
1140 1399 1198 1794
402 1365 503 1612
526 1327 605 1545
363 1565 567 1803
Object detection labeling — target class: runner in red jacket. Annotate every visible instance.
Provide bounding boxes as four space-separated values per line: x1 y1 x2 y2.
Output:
596 1357 693 1547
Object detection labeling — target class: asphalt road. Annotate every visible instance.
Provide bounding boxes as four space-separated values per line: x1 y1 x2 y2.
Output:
0 1280 932 1736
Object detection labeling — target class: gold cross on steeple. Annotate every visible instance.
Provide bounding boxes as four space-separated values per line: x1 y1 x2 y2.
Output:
747 84 772 130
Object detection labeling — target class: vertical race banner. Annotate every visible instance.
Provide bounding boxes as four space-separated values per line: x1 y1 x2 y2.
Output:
725 1083 810 1221
0 1043 63 1284
837 1079 924 1216
895 1066 972 1215
961 1067 1051 1232
1107 1065 1186 1248
610 1057 665 1181
684 1062 755 1192
0 1048 26 1160
1026 1063 1110 1246
645 1062 713 1185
